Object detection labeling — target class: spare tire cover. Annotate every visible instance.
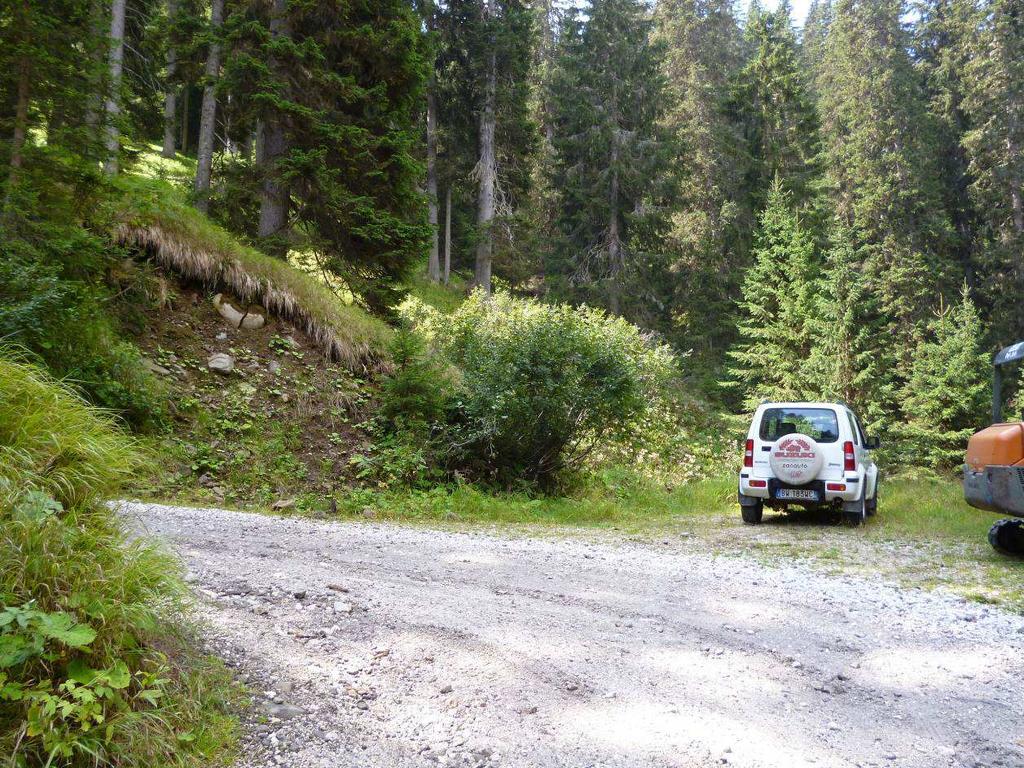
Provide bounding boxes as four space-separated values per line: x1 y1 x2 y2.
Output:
770 433 823 486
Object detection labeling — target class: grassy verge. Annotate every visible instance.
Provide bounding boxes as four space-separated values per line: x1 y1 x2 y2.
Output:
332 471 1024 612
0 356 241 766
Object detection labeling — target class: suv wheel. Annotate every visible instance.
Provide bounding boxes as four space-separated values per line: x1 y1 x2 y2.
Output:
866 481 878 516
845 496 867 526
741 501 764 525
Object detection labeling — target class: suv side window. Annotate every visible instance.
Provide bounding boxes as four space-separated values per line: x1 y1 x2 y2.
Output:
854 416 868 445
846 411 860 445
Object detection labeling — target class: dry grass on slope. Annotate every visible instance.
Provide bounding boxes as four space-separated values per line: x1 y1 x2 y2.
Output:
112 176 392 374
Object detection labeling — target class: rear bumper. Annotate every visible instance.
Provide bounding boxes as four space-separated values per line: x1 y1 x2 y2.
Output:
964 465 1024 518
739 475 862 504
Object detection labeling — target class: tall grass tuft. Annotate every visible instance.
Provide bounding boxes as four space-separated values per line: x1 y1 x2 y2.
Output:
0 355 237 767
0 354 138 510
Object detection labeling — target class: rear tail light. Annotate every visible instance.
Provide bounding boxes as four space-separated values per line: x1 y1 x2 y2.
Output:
843 441 856 471
743 439 754 468
826 482 847 492
749 479 767 488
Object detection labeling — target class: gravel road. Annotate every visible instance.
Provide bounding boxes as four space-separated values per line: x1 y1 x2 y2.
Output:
125 502 1024 768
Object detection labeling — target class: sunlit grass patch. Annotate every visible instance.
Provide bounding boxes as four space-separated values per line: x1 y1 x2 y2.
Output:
405 272 468 314
128 143 197 185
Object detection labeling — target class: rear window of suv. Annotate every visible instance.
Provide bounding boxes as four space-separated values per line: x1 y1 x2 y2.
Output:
759 407 840 443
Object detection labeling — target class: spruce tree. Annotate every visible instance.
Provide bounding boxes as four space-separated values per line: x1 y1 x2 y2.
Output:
800 0 831 102
898 285 990 468
222 0 430 309
654 0 750 364
805 221 888 430
733 0 820 214
914 0 979 290
962 0 1024 346
1 0 105 192
548 0 670 318
728 178 817 409
430 0 536 287
815 0 956 424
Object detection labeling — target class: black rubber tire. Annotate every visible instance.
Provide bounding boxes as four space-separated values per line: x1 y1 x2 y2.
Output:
741 502 764 525
866 480 878 517
844 496 867 526
988 519 1024 557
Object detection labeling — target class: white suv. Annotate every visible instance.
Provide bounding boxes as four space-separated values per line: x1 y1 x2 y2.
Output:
738 402 879 525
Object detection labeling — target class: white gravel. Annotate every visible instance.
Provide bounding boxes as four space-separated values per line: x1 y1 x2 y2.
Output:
123 501 1024 768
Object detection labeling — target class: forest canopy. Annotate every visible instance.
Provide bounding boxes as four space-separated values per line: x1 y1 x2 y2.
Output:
1 0 1022 466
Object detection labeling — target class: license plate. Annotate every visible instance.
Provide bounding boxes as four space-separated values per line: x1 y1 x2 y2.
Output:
775 488 818 501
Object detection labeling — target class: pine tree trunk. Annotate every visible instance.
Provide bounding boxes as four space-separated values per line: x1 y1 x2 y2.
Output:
539 0 555 145
161 0 178 158
607 166 621 316
1010 134 1024 235
8 57 30 177
257 0 291 255
84 0 106 135
607 91 622 316
426 81 441 282
474 4 497 295
194 0 224 214
444 185 452 285
180 86 189 153
103 0 127 176
4 52 30 210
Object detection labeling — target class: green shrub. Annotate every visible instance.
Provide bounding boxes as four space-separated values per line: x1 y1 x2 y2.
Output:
0 357 237 767
402 291 680 488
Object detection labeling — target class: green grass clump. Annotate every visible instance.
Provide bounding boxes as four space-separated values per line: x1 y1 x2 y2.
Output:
0 356 238 767
405 272 467 314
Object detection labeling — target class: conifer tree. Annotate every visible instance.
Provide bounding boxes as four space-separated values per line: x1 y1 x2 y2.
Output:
161 0 180 157
431 0 536 288
962 0 1024 345
800 0 831 101
733 0 820 214
102 0 128 175
914 0 978 288
193 0 224 213
805 221 888 429
815 0 955 421
728 178 817 409
1 0 105 196
548 0 669 318
654 0 750 363
222 0 430 309
898 285 990 468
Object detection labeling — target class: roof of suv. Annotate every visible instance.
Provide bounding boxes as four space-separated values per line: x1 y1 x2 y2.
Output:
757 401 850 411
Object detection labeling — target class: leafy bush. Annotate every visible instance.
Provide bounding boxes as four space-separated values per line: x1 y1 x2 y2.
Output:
0 357 236 766
401 291 680 488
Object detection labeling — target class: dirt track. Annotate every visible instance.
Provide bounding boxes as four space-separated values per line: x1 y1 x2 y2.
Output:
126 502 1024 768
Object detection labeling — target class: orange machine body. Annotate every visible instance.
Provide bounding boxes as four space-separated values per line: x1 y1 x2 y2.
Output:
965 423 1024 471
